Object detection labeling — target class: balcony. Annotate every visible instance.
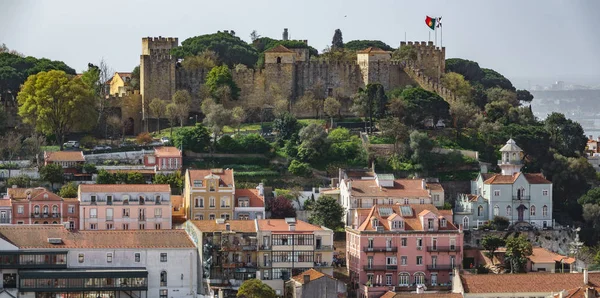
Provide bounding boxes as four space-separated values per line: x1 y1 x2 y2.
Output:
426 246 461 252
498 160 523 165
513 195 531 201
51 213 61 218
364 246 398 253
314 262 331 267
31 213 41 218
363 265 398 271
260 245 271 250
426 265 458 271
315 245 333 251
242 245 258 251
139 216 146 221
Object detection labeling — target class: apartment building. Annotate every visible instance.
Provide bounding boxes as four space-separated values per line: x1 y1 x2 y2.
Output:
78 184 172 230
346 204 463 298
8 187 79 229
0 225 198 298
0 197 12 224
184 169 235 221
144 146 182 173
256 218 334 296
234 184 265 220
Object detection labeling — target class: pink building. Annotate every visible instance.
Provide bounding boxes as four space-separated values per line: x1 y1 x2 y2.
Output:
144 146 182 173
346 204 463 298
78 184 172 230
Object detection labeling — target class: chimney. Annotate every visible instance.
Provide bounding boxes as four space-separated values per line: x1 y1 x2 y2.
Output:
422 179 426 190
225 223 230 231
584 268 589 285
584 287 595 298
289 224 296 232
303 275 310 284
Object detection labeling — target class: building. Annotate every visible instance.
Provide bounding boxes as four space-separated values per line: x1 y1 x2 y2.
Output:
8 187 80 229
256 218 335 296
171 195 187 228
234 185 265 220
454 139 554 229
44 151 88 181
380 292 461 298
339 169 445 225
78 184 172 230
144 146 182 173
285 268 347 298
0 197 12 224
0 225 198 298
346 204 463 298
184 169 235 221
184 219 258 297
108 72 133 97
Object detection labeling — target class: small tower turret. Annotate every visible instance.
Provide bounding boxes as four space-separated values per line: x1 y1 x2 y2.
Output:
498 139 523 175
282 28 289 41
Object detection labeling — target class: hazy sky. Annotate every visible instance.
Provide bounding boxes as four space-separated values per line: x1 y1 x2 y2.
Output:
1 0 599 88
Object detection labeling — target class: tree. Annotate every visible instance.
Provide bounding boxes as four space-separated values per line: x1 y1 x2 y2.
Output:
517 89 534 102
171 32 259 67
131 65 140 90
409 130 434 173
486 87 519 107
250 30 261 42
0 131 22 161
154 172 184 195
449 100 478 139
172 90 191 127
331 29 344 50
544 112 587 157
298 123 329 162
323 97 341 127
392 45 417 61
578 187 600 205
273 112 300 142
181 50 217 71
201 98 232 144
126 172 145 184
288 160 311 177
39 163 64 190
344 40 394 51
231 106 247 133
136 132 152 145
400 87 450 128
22 133 46 167
58 182 78 198
236 279 276 298
17 70 96 149
309 196 344 230
442 72 472 99
352 84 388 134
149 98 166 132
81 59 113 131
379 117 409 152
165 103 179 136
445 58 485 82
268 196 297 219
296 91 323 119
481 235 506 265
96 169 115 184
504 235 533 273
205 65 240 100
6 175 31 188
172 123 211 153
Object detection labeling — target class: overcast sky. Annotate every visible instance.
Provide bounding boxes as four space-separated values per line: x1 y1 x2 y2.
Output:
1 0 599 88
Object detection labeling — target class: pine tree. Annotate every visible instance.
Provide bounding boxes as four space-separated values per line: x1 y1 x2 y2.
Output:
332 29 344 50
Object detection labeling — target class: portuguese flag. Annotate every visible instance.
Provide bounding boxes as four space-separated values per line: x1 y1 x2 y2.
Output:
425 16 436 30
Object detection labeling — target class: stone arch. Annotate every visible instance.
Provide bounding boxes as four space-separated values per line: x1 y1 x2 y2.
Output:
125 117 134 135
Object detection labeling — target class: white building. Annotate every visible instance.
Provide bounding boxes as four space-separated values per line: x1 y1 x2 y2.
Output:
0 225 198 298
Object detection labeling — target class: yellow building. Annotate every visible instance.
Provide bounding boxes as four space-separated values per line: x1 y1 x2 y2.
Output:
184 169 235 221
107 72 133 97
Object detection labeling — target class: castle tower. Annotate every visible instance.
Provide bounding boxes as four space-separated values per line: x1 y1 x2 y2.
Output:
499 139 523 175
264 45 296 99
140 36 178 132
356 47 391 90
399 41 446 81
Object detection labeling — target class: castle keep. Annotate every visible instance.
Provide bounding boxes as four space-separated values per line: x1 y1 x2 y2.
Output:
139 36 450 124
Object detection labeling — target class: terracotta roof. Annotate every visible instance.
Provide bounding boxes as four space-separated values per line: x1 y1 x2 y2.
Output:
172 195 183 208
45 151 85 162
191 220 256 233
106 169 156 174
117 72 132 78
460 272 600 294
188 169 234 187
79 184 171 192
7 187 46 200
356 204 459 232
350 179 429 198
30 189 63 201
483 172 551 185
427 182 444 191
265 45 293 53
553 287 594 298
344 170 375 179
0 225 195 249
468 194 479 202
154 146 181 158
524 173 552 184
381 292 462 298
438 209 453 216
235 189 264 208
528 247 576 264
0 199 11 207
357 47 390 54
257 219 323 232
292 268 337 285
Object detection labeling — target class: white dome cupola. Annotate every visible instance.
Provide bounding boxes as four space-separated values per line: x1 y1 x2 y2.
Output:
499 139 523 175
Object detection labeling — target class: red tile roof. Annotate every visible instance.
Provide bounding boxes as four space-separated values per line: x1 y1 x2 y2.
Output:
349 179 429 198
257 219 323 232
356 204 459 232
188 169 234 187
381 292 462 298
265 45 294 53
426 182 444 191
79 184 170 192
292 268 338 285
30 189 63 201
528 247 576 264
8 187 48 200
235 189 264 208
483 172 551 185
0 225 195 249
461 272 600 294
191 220 256 233
0 199 11 207
45 151 85 162
154 146 181 158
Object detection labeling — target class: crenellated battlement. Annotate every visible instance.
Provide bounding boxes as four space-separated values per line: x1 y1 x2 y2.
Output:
142 36 179 56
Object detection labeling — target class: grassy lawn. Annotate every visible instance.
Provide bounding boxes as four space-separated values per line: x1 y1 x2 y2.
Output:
41 146 60 152
298 119 326 126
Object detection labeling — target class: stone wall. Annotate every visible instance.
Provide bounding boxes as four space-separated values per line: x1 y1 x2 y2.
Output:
465 228 578 256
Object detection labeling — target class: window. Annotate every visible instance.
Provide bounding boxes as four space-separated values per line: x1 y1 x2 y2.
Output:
69 221 74 229
530 205 536 216
462 217 469 229
404 198 409 205
477 205 483 216
414 272 425 285
17 206 24 214
441 218 447 227
419 198 425 204
155 195 161 204
209 214 215 220
90 223 97 230
398 273 410 286
433 194 440 202
90 208 97 218
106 208 113 221
34 205 40 214
427 219 434 230
506 205 512 216
107 195 113 205
494 190 500 196
17 221 24 224
78 253 84 263
160 271 167 287
543 189 549 196
416 238 422 249
401 238 407 247
43 205 48 214
195 197 204 208
493 205 499 216
371 218 378 227
220 197 230 208
416 256 423 265
135 253 141 262
198 214 204 220
368 238 373 248
139 224 145 230
386 274 392 286
431 273 438 285
386 257 397 265
107 253 112 263
401 256 407 265
450 239 456 251
68 205 75 213
209 197 216 208
155 208 162 218
160 253 167 262
106 223 113 230
386 238 392 248
392 220 404 229
159 290 168 298
52 205 58 214
123 208 130 218
543 205 548 217
220 213 230 220
91 195 97 204
122 223 129 230
155 223 161 229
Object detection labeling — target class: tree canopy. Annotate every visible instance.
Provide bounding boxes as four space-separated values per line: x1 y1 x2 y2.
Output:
268 196 297 219
171 32 259 67
331 29 344 49
171 123 211 153
400 87 450 127
344 40 394 51
205 65 240 100
237 279 276 298
308 196 344 230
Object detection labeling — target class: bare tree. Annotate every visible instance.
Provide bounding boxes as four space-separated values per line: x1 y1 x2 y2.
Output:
92 59 114 130
22 133 46 167
149 98 166 132
0 132 23 161
172 90 191 127
231 106 247 133
106 115 123 144
165 103 178 137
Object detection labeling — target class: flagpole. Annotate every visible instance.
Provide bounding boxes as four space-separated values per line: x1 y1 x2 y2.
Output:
441 24 443 47
434 25 437 46
428 31 431 42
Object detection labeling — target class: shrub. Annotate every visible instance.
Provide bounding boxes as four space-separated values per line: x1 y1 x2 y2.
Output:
80 135 97 148
288 160 312 177
492 216 510 231
58 182 78 198
172 124 211 153
217 135 240 153
6 175 31 188
82 163 97 174
136 132 153 145
236 134 271 153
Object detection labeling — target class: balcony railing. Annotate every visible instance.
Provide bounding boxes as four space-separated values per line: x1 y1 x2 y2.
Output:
426 265 458 271
364 246 398 253
315 245 333 251
363 265 398 271
260 245 271 250
242 245 258 251
314 262 330 267
513 195 531 200
426 246 461 252
498 160 523 165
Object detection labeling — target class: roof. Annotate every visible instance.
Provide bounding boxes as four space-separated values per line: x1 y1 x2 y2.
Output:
356 204 459 232
30 189 63 201
191 220 256 233
500 138 523 152
106 169 156 174
292 268 337 285
154 146 181 158
349 179 429 198
8 187 49 200
381 292 462 298
357 47 390 54
79 184 171 193
188 169 234 187
117 72 132 78
0 199 11 207
460 272 600 294
427 182 444 191
257 219 324 232
265 45 294 53
483 172 551 185
45 151 85 162
553 287 591 298
172 195 183 207
0 225 195 249
235 189 265 208
528 247 576 264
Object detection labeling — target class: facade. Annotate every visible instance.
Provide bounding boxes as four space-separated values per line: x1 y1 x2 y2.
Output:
184 169 235 221
108 72 133 97
8 187 80 229
454 139 554 229
0 197 12 224
144 146 182 173
256 218 334 296
339 169 445 225
346 204 462 298
234 185 265 220
78 184 172 230
286 268 347 298
184 219 258 297
0 225 197 298
44 151 86 174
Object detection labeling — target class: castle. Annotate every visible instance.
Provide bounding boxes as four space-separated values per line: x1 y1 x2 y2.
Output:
136 33 454 133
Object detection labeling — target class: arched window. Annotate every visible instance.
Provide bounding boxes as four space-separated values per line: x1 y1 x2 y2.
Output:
160 271 167 287
52 221 58 224
43 205 49 214
506 205 512 216
543 205 548 217
493 205 499 216
34 205 40 214
276 57 282 64
530 205 536 216
43 221 48 224
477 205 483 217
398 272 410 286
52 205 58 214
462 217 469 229
414 272 425 285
